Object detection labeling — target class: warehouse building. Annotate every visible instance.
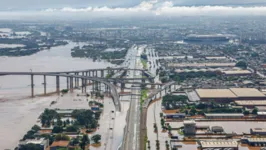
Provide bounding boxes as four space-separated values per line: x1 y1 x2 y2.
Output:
195 88 266 102
199 140 239 150
242 138 266 147
257 112 266 119
230 88 266 100
195 89 237 103
183 120 196 135
235 101 266 108
221 70 252 76
250 128 266 135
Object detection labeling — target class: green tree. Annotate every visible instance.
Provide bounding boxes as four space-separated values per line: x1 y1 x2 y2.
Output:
189 107 197 116
66 125 78 132
80 134 90 150
244 110 250 115
70 137 80 146
160 118 165 127
91 134 101 143
31 125 41 132
252 108 258 115
235 61 247 69
52 126 63 133
57 117 63 126
55 134 70 141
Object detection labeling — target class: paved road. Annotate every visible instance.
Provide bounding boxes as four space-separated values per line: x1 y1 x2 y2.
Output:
122 45 145 150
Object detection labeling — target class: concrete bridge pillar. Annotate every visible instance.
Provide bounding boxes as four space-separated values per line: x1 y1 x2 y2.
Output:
70 76 73 92
66 76 69 90
160 91 162 98
88 72 91 83
101 70 104 78
74 73 77 87
84 79 87 93
169 85 172 92
76 73 79 87
92 81 95 92
86 72 88 77
113 81 117 85
31 74 34 97
43 75 47 95
99 82 101 91
121 82 125 92
81 79 84 93
81 74 84 92
141 71 145 84
105 84 108 93
56 75 60 95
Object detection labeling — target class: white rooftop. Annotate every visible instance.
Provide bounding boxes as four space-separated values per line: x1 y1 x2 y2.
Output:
26 138 45 144
200 140 238 148
183 120 196 124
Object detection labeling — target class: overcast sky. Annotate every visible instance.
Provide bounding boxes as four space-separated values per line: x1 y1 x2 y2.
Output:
0 0 266 20
0 0 266 10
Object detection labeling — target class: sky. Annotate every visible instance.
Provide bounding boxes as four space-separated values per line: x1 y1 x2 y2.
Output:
0 0 266 20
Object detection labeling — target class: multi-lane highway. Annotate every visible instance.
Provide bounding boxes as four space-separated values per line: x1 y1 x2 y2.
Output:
122 45 145 150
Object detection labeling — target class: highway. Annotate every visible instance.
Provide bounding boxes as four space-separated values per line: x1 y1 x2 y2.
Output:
122 45 144 150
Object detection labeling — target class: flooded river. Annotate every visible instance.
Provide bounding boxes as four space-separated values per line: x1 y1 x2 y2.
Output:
0 42 112 99
0 42 113 149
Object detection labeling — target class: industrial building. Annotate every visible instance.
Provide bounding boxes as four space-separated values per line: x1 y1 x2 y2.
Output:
241 138 266 147
221 70 252 76
230 88 266 100
195 89 237 103
211 126 224 133
183 120 196 135
18 138 49 150
195 88 266 102
199 140 239 150
235 100 266 108
257 112 266 119
250 128 266 135
168 63 236 68
164 113 186 119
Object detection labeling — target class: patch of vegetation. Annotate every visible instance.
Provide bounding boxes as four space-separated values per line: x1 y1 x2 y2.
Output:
140 89 148 109
71 44 129 64
162 94 188 110
91 134 101 143
72 109 98 129
235 61 248 69
141 59 148 69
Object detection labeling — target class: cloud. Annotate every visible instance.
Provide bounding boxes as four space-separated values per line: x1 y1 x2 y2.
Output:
1 1 266 20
